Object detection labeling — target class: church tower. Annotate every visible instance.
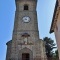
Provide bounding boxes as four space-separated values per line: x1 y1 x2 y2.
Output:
6 0 47 60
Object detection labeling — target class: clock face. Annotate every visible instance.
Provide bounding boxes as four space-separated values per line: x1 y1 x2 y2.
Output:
23 16 30 23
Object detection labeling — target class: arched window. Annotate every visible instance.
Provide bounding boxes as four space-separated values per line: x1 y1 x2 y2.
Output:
24 4 28 10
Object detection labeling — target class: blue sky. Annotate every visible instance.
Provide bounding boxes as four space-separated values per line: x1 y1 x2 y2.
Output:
0 0 56 60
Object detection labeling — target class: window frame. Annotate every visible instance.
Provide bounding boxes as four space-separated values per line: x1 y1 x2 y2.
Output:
24 4 29 10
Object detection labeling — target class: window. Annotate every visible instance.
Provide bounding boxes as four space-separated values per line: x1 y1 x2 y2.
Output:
24 5 28 10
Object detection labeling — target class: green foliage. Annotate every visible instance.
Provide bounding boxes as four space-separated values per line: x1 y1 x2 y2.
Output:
43 37 56 58
52 50 59 60
54 50 59 58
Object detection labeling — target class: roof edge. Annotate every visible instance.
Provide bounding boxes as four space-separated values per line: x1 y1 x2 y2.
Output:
50 0 58 33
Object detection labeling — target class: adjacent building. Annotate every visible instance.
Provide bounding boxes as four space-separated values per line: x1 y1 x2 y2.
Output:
50 0 60 60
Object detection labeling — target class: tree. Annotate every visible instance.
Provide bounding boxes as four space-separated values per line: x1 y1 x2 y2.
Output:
55 50 59 58
43 37 56 59
53 50 59 60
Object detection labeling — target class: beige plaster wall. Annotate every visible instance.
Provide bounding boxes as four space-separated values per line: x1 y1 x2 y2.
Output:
54 12 60 60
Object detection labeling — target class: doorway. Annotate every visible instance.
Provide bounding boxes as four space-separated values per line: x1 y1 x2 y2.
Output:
22 53 30 60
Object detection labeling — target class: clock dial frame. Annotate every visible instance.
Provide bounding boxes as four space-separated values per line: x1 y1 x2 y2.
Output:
22 16 30 23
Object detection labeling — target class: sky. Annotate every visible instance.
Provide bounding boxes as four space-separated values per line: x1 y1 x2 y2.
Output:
0 0 56 60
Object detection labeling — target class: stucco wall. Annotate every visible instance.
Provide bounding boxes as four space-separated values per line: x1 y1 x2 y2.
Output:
54 12 60 59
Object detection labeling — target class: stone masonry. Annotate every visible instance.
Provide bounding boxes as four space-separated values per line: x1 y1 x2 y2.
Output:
6 0 47 60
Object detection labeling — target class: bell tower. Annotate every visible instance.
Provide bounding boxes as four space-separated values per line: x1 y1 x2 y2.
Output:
6 0 47 60
13 0 39 42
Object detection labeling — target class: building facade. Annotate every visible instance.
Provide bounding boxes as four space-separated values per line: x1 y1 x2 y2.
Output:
50 0 60 60
6 0 47 60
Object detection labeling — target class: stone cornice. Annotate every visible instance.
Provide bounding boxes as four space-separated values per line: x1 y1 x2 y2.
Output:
6 40 12 45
